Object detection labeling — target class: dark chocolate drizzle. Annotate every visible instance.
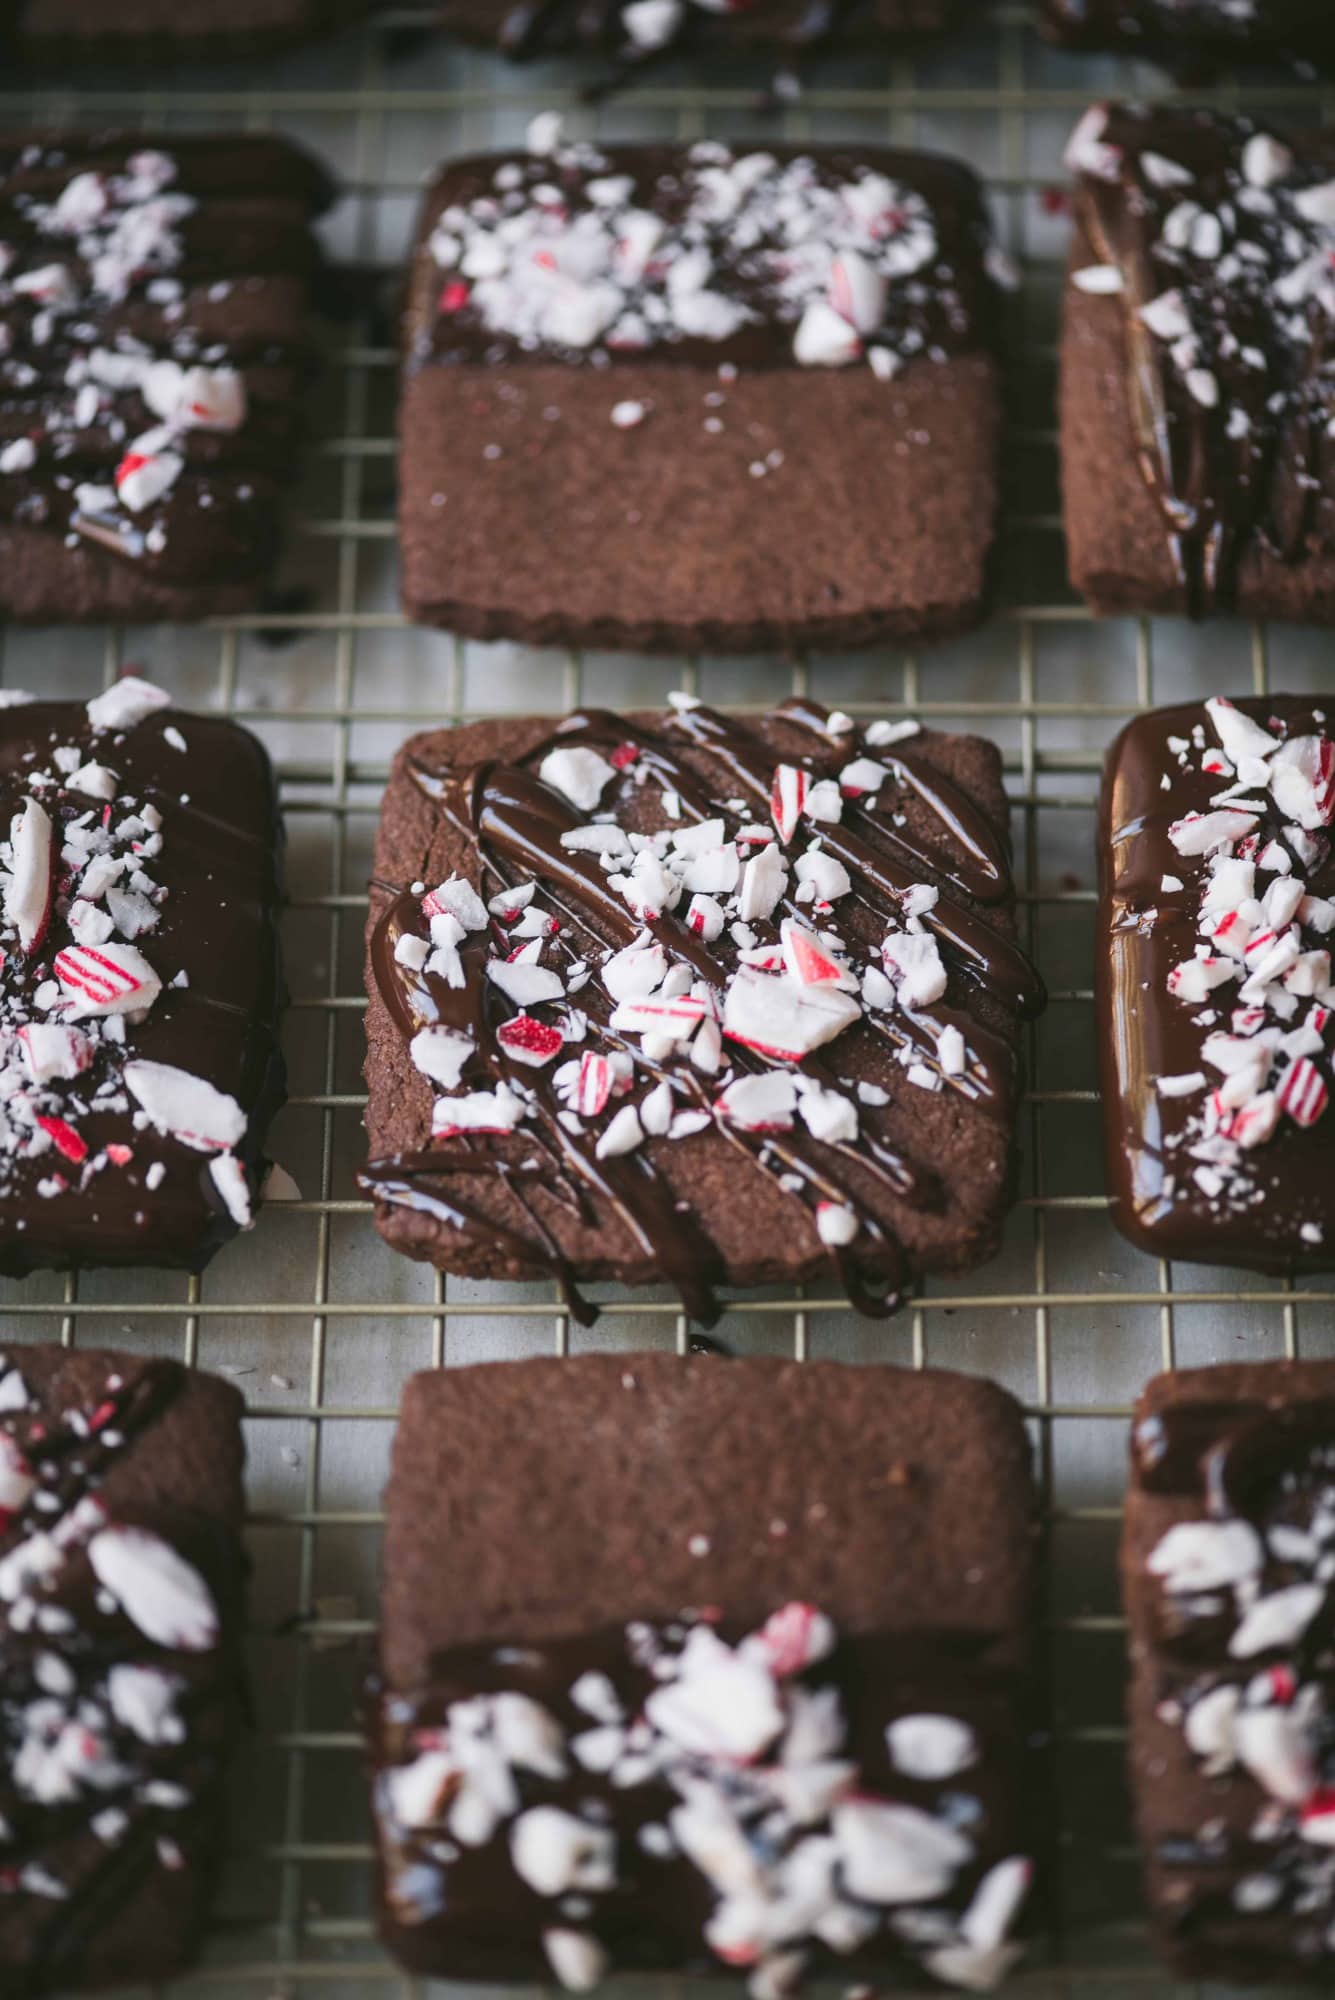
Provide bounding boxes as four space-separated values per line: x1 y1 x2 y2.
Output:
0 1352 243 1992
362 702 1041 1325
1073 105 1335 617
0 132 329 589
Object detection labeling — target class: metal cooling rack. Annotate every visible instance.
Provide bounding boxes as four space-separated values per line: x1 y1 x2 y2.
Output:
1 6 1333 1994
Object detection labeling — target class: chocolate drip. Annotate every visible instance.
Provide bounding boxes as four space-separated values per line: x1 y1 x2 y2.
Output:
364 704 1036 1323
1074 106 1335 617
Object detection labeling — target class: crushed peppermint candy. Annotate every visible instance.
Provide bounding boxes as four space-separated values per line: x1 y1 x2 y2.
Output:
367 699 1039 1325
374 1605 1030 1993
0 680 261 1245
424 125 1003 386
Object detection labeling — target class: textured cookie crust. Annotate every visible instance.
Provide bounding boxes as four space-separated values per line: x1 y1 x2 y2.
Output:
1123 1363 1335 1982
399 139 1003 654
0 1344 246 1995
361 704 1037 1317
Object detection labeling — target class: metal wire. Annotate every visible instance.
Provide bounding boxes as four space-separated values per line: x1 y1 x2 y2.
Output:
1 7 1332 1994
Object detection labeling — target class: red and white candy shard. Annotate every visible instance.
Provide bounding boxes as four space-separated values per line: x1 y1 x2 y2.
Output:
87 1524 218 1652
497 1013 566 1067
410 1026 473 1090
432 1084 527 1138
0 1432 36 1521
208 1153 253 1230
716 1071 798 1132
123 1061 246 1152
3 797 54 954
114 428 184 512
724 966 860 1059
55 941 163 1019
770 765 808 845
422 874 489 932
540 745 618 814
86 676 173 735
142 361 247 432
781 918 857 991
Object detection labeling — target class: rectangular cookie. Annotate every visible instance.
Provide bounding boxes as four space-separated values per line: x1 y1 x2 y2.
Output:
435 0 961 71
1123 1361 1335 1982
10 0 369 62
0 130 331 624
398 124 1008 653
1060 103 1335 623
1096 694 1334 1272
0 1342 246 1994
1043 0 1335 64
0 676 286 1275
372 1352 1036 1992
360 698 1043 1326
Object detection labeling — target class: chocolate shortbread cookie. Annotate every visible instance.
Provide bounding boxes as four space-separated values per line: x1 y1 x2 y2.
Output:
0 131 331 624
1124 1361 1335 1981
0 1343 246 1995
399 124 1010 654
0 677 287 1275
372 1353 1036 1992
1043 0 1335 68
1097 695 1334 1273
1061 104 1335 622
435 0 961 83
360 698 1043 1325
11 0 372 65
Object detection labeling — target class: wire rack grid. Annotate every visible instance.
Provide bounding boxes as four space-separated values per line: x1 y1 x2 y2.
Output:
1 7 1334 1996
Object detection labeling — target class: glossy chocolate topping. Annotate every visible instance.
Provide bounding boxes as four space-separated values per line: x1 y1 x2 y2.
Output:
409 129 1003 380
1045 0 1333 61
0 131 330 590
0 680 286 1275
1069 104 1335 617
1138 1392 1335 1965
1097 695 1334 1271
370 1603 1031 1991
362 701 1042 1326
0 1348 244 1991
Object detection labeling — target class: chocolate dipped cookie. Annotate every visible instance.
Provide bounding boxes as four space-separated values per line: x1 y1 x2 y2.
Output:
399 122 1011 653
1097 694 1334 1272
0 677 286 1274
0 1343 246 1994
0 130 331 624
10 0 373 66
1061 104 1335 623
1043 0 1335 68
1124 1361 1335 1980
360 698 1043 1325
371 1352 1037 1993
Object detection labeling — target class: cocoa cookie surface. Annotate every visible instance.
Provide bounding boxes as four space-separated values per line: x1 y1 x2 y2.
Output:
399 126 1009 653
0 130 331 625
1061 103 1335 623
0 1343 247 1995
1097 694 1334 1273
360 698 1043 1325
372 1352 1037 1991
1123 1362 1335 1981
0 678 287 1275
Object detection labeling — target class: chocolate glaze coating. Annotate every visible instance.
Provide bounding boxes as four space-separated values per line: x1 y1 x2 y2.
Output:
1096 696 1334 1273
0 1344 246 1995
0 131 331 625
400 136 1005 652
361 703 1041 1325
1065 105 1335 622
8 0 373 65
1044 0 1335 66
0 692 287 1275
1123 1363 1335 1982
373 1354 1036 1987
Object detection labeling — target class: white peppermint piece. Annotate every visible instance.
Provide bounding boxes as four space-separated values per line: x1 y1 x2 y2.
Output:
4 797 53 953
208 1154 252 1230
1230 1583 1325 1658
385 1748 459 1830
55 940 162 1019
88 1526 218 1652
716 1072 798 1131
410 1026 474 1090
647 1635 784 1762
124 1061 245 1152
540 745 619 814
510 1808 615 1897
602 934 667 1002
1148 1519 1262 1596
142 361 246 431
432 1085 527 1136
1168 809 1259 857
596 1103 644 1159
1233 1704 1316 1806
1071 263 1124 294
424 875 489 932
886 1713 979 1782
736 843 789 924
793 299 862 367
485 955 564 1008
724 967 860 1059
86 677 172 734
881 930 948 1009
543 1929 608 1994
833 1799 971 1906
107 1664 182 1745
1205 697 1279 765
816 1202 858 1247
